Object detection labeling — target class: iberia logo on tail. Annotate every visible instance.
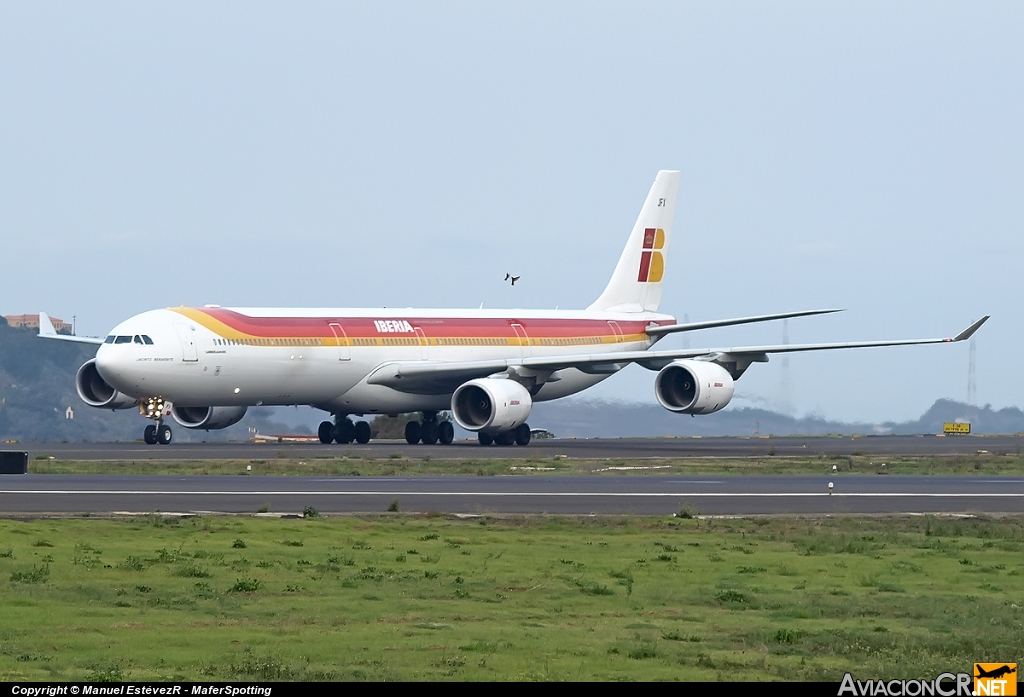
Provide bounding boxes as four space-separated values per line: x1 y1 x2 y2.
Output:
638 228 665 283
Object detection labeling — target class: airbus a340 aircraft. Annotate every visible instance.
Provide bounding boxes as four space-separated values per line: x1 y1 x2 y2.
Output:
40 171 988 446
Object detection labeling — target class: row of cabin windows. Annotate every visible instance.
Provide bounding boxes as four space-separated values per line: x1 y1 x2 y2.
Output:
204 336 611 347
537 337 604 346
213 337 324 347
105 335 154 345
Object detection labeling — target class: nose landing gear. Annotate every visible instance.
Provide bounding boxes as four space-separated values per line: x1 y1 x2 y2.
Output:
142 421 173 445
140 397 173 445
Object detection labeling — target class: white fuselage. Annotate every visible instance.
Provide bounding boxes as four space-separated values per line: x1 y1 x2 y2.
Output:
94 306 673 415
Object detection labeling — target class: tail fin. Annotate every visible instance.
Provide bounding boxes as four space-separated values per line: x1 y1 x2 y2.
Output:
588 170 680 313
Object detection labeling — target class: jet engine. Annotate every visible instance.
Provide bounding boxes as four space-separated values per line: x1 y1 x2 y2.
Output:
451 378 532 433
171 405 248 430
76 359 138 410
654 360 734 415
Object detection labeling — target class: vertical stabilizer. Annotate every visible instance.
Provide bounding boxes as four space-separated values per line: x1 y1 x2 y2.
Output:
588 170 680 313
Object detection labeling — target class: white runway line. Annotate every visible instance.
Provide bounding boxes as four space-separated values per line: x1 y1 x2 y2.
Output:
1 490 1021 498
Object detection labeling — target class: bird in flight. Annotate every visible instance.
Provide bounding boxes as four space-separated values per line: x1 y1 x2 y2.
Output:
505 273 520 286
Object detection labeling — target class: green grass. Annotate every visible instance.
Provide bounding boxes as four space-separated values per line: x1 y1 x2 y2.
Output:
0 514 1022 680
24 451 1024 476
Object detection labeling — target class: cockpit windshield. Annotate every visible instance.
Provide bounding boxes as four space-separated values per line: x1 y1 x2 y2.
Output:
105 335 154 345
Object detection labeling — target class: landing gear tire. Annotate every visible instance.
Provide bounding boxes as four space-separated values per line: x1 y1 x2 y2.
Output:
421 422 439 445
495 430 516 446
144 424 158 445
477 432 494 446
318 421 335 444
405 421 421 445
157 424 173 445
335 419 355 444
515 423 531 446
438 421 454 445
354 420 371 444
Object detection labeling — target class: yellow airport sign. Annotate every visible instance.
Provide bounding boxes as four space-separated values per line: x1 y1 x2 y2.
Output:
943 422 971 434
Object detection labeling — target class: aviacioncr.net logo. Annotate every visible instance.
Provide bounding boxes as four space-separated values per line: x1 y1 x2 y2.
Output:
974 663 1017 696
839 673 973 696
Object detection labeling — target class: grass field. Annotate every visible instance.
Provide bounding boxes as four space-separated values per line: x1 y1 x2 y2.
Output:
1 514 1021 681
24 451 1024 477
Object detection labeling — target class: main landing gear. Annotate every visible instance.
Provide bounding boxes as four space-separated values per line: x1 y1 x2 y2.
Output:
143 422 173 445
477 423 531 447
404 411 455 445
318 416 372 445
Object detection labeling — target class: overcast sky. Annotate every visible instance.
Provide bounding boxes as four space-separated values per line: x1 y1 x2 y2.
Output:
1 2 1020 422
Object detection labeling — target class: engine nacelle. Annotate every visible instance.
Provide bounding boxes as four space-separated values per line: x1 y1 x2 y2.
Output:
655 360 735 415
76 359 138 410
451 378 532 433
171 405 248 430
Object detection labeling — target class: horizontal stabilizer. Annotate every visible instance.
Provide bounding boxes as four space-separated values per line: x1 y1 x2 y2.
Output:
37 312 104 345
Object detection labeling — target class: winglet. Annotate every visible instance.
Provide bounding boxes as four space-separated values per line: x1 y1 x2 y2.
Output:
38 312 57 336
952 316 989 342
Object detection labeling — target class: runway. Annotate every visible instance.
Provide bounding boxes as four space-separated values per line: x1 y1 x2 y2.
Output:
15 434 1024 461
1 474 1021 516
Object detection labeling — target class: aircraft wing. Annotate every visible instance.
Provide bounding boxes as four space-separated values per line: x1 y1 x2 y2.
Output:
367 316 989 394
645 308 842 336
36 313 104 344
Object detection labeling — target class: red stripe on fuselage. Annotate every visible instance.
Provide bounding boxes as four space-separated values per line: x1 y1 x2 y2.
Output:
196 308 669 341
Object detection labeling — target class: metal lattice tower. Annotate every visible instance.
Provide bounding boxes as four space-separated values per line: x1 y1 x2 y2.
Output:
968 338 976 406
780 319 793 414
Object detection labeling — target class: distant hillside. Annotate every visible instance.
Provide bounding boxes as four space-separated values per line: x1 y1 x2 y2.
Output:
527 398 1024 438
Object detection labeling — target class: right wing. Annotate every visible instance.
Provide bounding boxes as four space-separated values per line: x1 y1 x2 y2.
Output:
366 316 989 394
37 313 104 345
645 308 842 336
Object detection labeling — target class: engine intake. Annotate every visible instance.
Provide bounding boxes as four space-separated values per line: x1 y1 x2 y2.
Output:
655 360 734 414
451 378 532 433
76 359 138 410
171 405 248 430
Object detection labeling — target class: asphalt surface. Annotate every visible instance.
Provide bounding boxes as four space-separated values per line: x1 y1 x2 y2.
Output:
1 474 1021 516
12 434 1024 461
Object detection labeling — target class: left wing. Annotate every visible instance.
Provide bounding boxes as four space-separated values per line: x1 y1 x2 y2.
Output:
366 316 989 394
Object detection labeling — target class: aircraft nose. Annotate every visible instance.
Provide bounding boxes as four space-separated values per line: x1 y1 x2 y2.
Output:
94 344 133 389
